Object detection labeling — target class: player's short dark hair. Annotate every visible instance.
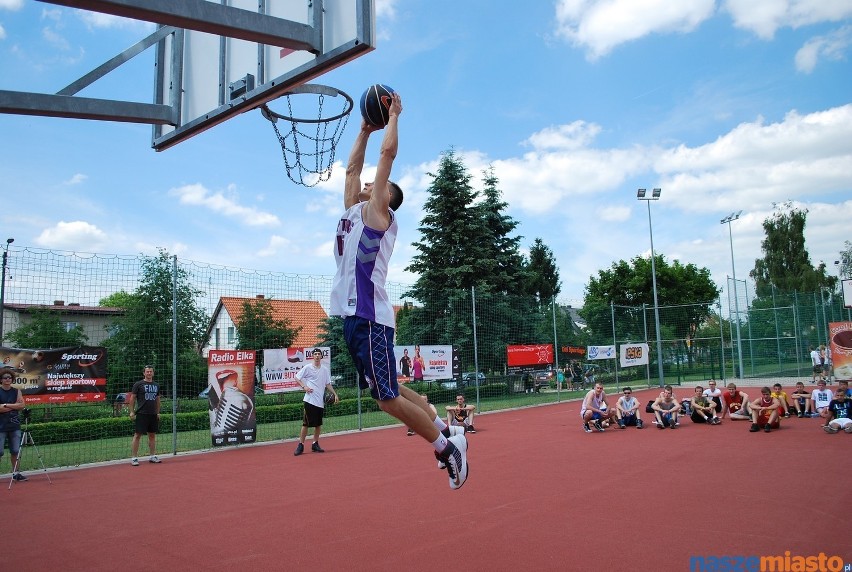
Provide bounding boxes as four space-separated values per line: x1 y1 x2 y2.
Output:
389 181 403 211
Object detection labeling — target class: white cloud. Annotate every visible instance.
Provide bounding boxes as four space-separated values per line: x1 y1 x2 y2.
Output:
725 0 852 39
375 0 398 20
41 26 70 51
0 23 5 40
256 235 292 258
654 105 852 212
554 0 715 59
170 183 280 227
598 205 632 222
524 121 602 151
0 0 23 10
64 173 87 185
795 25 852 72
35 221 107 251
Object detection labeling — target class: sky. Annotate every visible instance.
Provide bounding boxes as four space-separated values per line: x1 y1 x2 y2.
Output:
1 0 851 307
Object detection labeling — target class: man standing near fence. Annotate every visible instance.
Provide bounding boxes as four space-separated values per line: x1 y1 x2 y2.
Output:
128 365 161 466
331 92 468 490
0 369 27 481
293 348 338 455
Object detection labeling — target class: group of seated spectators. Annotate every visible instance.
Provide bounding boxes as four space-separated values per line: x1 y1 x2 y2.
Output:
579 378 851 434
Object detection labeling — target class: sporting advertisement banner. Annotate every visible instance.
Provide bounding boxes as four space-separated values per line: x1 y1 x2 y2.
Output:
206 349 257 447
393 345 457 382
829 322 852 381
620 343 649 367
506 344 554 367
0 346 107 404
561 345 587 358
261 347 331 393
587 345 616 360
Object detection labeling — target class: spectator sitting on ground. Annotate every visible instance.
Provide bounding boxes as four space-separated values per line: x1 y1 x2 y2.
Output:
651 385 681 429
616 386 644 429
702 380 723 415
722 383 751 420
446 394 476 434
811 380 833 421
581 382 617 433
771 383 792 418
749 386 782 433
822 389 852 434
789 382 813 418
690 386 720 424
839 380 851 398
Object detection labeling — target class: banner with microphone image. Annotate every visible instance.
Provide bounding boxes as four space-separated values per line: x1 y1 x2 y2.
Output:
206 350 257 447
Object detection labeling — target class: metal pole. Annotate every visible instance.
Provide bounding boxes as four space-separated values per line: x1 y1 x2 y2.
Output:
611 301 619 390
552 296 560 397
646 200 665 387
471 286 480 407
744 279 753 377
718 298 726 381
772 284 782 374
722 214 745 379
642 303 650 387
0 249 7 343
171 255 178 455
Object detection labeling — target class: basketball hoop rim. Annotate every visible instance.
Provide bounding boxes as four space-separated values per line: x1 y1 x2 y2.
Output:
260 84 354 124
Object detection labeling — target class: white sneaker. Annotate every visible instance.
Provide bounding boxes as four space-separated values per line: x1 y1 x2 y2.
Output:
844 425 852 434
149 455 162 464
440 435 469 490
131 458 139 466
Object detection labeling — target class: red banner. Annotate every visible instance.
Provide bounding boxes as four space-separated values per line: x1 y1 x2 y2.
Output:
507 344 554 367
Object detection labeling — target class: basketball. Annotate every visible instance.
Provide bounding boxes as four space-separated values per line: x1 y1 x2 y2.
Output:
359 84 395 127
324 389 337 406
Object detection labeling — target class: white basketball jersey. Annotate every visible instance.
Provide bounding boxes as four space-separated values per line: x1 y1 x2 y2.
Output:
330 202 398 328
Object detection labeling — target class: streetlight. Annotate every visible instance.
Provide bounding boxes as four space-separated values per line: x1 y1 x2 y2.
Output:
721 212 744 379
0 238 13 343
637 188 665 387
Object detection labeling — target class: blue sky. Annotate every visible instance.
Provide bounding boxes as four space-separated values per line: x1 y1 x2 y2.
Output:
1 0 851 305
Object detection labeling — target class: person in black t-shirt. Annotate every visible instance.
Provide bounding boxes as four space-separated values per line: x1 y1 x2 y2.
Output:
128 365 162 466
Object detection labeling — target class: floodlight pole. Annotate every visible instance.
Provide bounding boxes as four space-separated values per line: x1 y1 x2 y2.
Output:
721 212 744 379
637 188 665 387
0 238 13 343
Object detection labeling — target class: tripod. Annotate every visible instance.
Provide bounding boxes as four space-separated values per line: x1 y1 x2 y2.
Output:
8 415 52 489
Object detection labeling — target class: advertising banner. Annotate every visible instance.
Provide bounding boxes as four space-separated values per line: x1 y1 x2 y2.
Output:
829 322 852 381
206 349 257 447
393 345 456 382
561 345 587 358
0 346 107 404
587 345 616 361
506 344 554 367
261 347 331 393
620 343 649 367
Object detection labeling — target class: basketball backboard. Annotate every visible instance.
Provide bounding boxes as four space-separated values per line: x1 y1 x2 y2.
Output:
0 0 374 151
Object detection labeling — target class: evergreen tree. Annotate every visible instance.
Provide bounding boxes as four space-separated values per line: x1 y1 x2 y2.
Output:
526 238 561 304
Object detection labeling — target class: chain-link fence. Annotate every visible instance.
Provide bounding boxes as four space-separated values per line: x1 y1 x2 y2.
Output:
0 246 846 471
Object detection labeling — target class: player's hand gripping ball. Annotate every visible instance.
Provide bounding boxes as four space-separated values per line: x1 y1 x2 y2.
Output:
359 84 395 127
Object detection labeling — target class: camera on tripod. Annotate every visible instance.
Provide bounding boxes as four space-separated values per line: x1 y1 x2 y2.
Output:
20 407 31 422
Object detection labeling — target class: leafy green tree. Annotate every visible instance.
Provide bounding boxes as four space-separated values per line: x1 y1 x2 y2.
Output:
104 250 209 396
98 291 138 308
235 298 301 352
316 316 355 385
750 203 837 297
5 307 89 348
582 255 720 363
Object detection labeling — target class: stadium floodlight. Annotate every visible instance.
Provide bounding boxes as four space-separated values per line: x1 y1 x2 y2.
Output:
721 212 744 379
637 188 665 387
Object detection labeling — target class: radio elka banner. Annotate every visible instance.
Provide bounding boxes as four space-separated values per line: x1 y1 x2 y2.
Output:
620 343 650 367
0 346 107 404
393 345 456 382
206 349 257 447
261 347 331 393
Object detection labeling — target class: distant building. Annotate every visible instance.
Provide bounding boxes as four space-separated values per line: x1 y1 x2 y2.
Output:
204 295 328 356
1 300 124 346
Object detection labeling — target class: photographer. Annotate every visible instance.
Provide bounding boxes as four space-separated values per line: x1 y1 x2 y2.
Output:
0 369 27 482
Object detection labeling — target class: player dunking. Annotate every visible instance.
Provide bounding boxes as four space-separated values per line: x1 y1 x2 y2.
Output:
330 91 469 489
